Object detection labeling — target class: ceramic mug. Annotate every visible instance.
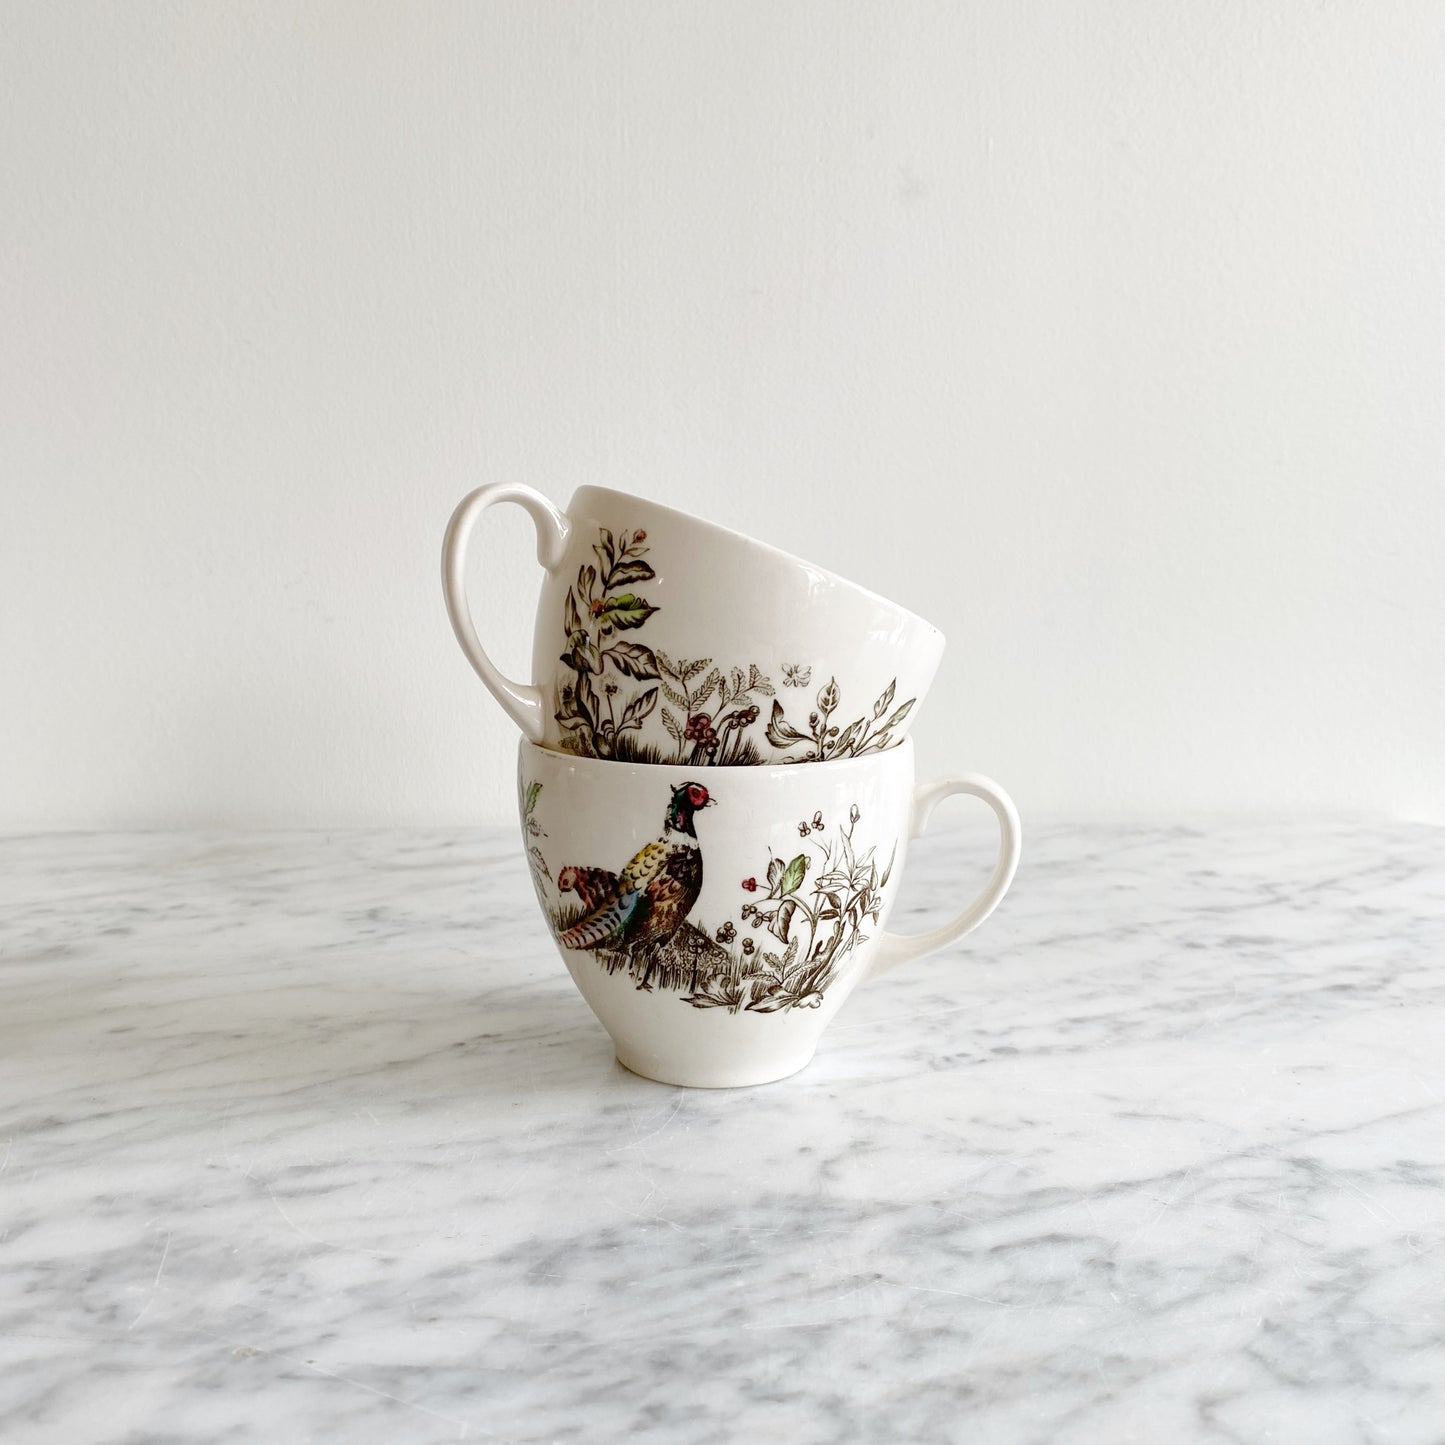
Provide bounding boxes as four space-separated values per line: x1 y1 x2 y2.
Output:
444 485 945 765
518 738 1020 1087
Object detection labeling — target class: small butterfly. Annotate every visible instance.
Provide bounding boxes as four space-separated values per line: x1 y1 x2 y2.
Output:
782 664 812 688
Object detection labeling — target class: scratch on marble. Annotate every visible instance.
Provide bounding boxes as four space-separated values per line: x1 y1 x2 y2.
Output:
153 1228 171 1287
895 1282 1009 1306
261 1182 389 1260
1314 1163 1405 1226
201 1329 485 1438
266 1182 317 1245
610 1093 686 1154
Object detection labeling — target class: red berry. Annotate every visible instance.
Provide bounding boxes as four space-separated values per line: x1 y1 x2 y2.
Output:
741 877 758 891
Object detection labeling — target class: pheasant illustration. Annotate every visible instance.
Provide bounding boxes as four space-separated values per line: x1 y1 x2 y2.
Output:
556 782 713 988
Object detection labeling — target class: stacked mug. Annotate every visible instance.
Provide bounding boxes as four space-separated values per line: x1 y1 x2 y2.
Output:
442 485 1021 1087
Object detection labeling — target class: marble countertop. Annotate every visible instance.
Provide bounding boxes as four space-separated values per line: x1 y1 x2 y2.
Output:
2 823 1442 1443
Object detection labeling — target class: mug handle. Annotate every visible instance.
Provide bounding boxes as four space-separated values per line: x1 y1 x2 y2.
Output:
441 484 571 743
869 775 1022 978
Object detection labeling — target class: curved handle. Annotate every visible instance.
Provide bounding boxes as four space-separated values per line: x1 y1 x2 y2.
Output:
869 774 1021 978
441 484 570 742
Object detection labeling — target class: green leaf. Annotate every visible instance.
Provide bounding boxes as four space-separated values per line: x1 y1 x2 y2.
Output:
606 559 655 587
779 854 809 896
764 700 808 747
523 780 542 817
595 594 658 630
872 679 896 720
603 641 660 680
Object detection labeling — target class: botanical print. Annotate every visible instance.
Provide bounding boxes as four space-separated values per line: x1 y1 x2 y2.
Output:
554 528 662 761
764 677 916 763
520 778 549 895
552 526 916 765
685 802 893 1013
527 782 890 1015
655 653 774 765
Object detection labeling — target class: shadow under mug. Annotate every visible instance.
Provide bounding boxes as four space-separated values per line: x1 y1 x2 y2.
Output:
444 484 945 766
518 738 1020 1087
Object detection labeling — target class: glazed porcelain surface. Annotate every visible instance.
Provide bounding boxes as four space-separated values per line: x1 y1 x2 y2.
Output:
444 484 945 763
518 738 1019 1087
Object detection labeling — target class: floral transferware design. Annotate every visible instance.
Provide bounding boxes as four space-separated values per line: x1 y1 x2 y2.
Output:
684 803 893 1013
552 525 917 765
764 677 915 763
553 528 662 760
526 782 891 1015
656 653 774 765
520 778 549 895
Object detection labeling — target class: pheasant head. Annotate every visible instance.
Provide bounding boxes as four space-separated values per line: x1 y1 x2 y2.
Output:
665 782 713 837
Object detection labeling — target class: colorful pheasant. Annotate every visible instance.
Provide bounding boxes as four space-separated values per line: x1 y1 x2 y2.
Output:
556 782 713 988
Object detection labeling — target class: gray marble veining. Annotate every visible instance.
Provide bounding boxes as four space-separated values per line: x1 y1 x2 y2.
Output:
1 823 1442 1443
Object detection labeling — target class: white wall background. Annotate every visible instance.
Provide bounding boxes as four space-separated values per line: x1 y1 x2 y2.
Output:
4 2 1444 830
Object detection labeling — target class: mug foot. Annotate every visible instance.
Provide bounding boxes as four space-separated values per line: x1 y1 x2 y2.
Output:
614 1046 818 1090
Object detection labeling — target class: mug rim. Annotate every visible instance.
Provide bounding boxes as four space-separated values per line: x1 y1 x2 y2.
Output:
568 485 944 642
520 733 914 781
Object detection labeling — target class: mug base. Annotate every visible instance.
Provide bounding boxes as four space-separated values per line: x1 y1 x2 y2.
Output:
614 1045 818 1090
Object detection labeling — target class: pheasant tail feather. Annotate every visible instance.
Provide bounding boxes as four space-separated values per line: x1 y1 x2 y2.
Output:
558 890 641 951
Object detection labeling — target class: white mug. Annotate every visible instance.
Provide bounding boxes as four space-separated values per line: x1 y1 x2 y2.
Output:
444 485 945 765
518 738 1020 1087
